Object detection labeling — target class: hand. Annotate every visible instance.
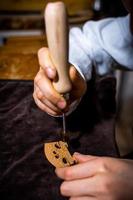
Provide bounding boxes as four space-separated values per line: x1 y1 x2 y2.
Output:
55 153 133 200
33 47 87 116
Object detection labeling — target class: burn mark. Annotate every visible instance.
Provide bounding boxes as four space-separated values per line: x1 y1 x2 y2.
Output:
70 160 77 166
55 155 59 159
53 151 56 154
55 143 61 149
62 157 67 164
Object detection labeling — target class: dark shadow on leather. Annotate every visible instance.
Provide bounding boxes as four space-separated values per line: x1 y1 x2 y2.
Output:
0 79 118 200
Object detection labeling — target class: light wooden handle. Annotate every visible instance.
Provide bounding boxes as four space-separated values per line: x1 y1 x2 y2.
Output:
44 1 72 94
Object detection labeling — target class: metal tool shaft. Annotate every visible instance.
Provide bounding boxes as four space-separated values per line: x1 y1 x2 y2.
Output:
62 93 70 141
62 113 66 141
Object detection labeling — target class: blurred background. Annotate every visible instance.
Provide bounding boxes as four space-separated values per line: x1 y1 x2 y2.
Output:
0 0 127 80
0 3 131 199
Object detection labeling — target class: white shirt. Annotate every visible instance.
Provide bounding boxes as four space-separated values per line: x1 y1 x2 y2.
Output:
69 15 133 81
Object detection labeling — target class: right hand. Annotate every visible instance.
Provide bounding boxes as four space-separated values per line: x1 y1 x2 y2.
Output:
33 47 87 116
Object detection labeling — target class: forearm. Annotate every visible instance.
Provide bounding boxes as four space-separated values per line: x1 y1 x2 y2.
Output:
69 14 133 82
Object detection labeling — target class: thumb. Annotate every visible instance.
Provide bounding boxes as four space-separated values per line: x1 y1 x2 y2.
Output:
38 47 57 79
73 152 98 163
69 66 87 101
44 67 56 79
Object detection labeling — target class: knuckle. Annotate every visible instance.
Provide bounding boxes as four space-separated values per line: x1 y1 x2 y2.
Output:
34 75 39 85
98 158 108 173
60 182 68 195
46 92 55 101
98 175 112 196
45 90 58 104
38 47 47 57
64 168 73 180
37 92 43 100
34 73 42 86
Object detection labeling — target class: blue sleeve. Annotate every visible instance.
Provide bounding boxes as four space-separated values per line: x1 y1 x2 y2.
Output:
69 15 133 81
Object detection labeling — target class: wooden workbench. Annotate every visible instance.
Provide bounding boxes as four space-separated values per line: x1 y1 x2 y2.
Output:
0 0 94 80
0 36 46 80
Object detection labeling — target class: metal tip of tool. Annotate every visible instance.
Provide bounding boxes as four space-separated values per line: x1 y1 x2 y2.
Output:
62 112 69 142
62 93 69 142
62 113 66 135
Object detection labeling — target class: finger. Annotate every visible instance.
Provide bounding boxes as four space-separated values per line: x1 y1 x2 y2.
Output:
38 47 56 79
69 66 87 100
69 66 81 82
34 84 62 113
33 90 58 116
55 157 99 181
73 153 98 163
34 70 67 110
34 84 44 100
60 178 97 197
42 98 62 114
70 197 95 200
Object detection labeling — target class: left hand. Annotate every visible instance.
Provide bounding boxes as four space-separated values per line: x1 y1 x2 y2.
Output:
55 153 133 200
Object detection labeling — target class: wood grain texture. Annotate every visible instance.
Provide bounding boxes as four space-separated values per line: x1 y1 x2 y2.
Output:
0 0 94 15
0 36 46 80
45 2 72 94
0 53 39 80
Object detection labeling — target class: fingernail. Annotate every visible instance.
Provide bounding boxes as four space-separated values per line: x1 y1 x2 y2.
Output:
57 100 66 109
73 152 81 156
45 67 55 78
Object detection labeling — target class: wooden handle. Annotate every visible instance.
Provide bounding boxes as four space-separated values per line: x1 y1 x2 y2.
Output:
44 1 72 94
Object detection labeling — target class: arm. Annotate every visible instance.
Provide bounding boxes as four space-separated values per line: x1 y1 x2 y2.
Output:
69 14 133 82
33 48 86 116
33 15 133 116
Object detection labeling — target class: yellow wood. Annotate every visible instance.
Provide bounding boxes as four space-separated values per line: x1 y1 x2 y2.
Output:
0 35 47 54
0 36 45 80
0 0 94 15
0 53 39 80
